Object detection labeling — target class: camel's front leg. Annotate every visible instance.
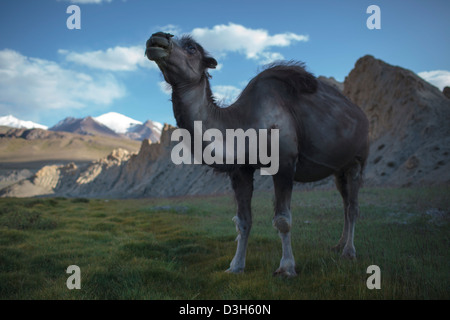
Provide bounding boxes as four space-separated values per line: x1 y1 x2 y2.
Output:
272 167 297 277
226 215 251 273
226 167 254 274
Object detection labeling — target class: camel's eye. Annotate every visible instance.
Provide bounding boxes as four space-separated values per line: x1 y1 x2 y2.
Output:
185 43 197 54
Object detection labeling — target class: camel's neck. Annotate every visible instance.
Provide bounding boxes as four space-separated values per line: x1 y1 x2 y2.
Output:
171 75 234 133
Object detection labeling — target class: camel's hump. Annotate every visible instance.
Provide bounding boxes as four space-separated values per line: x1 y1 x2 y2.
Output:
257 62 318 95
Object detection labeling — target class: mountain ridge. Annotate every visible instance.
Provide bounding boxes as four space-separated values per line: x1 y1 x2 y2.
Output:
49 116 121 138
1 112 163 142
94 112 143 133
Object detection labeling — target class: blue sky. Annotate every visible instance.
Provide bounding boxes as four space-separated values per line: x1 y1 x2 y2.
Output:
0 0 449 127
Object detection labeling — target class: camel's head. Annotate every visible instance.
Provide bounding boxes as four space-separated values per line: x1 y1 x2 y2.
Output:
146 32 217 86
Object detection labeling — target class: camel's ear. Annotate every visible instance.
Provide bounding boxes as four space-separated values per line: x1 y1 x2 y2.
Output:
204 57 218 69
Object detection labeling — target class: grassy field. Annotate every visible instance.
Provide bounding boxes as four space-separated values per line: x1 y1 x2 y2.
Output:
0 186 449 300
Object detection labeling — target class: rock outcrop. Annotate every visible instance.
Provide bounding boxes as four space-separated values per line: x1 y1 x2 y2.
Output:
344 55 450 186
0 125 235 198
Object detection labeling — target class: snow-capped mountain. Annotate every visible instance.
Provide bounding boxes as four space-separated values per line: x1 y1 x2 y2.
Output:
0 115 48 130
94 112 163 142
94 112 143 134
1 113 163 142
47 112 163 141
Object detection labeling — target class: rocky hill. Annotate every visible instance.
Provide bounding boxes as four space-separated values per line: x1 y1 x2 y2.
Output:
0 125 235 198
1 55 449 198
124 120 162 142
344 55 450 186
0 127 141 167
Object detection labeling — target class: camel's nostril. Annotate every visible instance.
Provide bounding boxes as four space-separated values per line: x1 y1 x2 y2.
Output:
146 33 172 61
149 35 170 49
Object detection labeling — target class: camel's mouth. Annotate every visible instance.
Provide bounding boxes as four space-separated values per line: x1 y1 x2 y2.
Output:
146 32 173 61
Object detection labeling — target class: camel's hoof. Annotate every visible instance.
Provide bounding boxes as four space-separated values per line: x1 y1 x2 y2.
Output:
225 267 244 274
273 267 297 277
341 253 357 260
341 247 356 260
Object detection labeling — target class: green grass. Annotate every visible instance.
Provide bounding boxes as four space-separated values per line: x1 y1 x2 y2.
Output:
0 186 449 300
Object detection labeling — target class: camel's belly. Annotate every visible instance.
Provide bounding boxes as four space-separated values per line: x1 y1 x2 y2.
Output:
294 156 335 182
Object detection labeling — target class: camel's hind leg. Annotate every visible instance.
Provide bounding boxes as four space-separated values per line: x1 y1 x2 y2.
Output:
333 160 363 259
272 165 297 277
226 167 255 274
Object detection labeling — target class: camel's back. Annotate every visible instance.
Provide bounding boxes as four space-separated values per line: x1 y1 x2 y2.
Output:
235 63 369 171
294 79 369 170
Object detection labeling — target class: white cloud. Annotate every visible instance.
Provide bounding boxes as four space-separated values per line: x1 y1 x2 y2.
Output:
212 85 242 106
154 24 182 36
418 70 450 91
52 22 306 113
59 45 155 71
57 23 307 73
258 52 285 65
191 23 308 63
0 49 125 119
158 81 172 95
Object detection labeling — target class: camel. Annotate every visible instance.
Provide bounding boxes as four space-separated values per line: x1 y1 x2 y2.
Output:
145 32 369 276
